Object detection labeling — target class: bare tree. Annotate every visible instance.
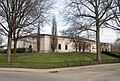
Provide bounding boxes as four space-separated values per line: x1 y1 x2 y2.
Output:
112 38 120 54
35 0 55 53
61 23 95 52
0 0 39 66
104 0 120 31
64 0 115 61
61 25 82 52
113 0 120 29
12 0 55 53
13 25 35 53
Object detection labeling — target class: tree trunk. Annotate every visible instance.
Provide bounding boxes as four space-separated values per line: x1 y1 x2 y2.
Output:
52 44 55 52
76 48 77 52
79 42 81 52
96 19 101 62
75 44 78 52
7 30 12 67
83 42 85 52
13 30 17 53
37 22 40 53
81 40 83 52
51 41 55 52
13 39 17 53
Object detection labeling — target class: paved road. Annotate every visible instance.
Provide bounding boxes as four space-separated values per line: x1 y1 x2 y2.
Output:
0 64 120 81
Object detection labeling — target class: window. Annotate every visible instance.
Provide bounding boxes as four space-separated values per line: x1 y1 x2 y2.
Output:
58 44 61 50
65 45 68 50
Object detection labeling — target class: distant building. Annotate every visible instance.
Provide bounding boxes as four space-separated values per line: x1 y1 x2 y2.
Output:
14 34 112 53
100 43 112 52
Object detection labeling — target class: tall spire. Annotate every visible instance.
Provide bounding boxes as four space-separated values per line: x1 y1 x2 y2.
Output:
51 15 57 52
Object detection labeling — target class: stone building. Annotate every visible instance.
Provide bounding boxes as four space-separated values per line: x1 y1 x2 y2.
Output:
14 34 112 53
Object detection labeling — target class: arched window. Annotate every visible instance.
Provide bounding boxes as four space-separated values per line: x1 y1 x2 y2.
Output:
58 44 61 50
65 45 68 50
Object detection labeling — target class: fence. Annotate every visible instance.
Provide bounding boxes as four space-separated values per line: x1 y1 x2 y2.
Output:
0 59 120 69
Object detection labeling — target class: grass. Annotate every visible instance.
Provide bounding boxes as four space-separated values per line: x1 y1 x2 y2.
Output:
0 52 119 69
12 52 93 62
0 52 117 62
0 54 6 62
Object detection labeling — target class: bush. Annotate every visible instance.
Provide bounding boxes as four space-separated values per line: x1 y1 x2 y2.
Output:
0 49 15 53
101 51 120 58
0 48 27 53
28 45 32 53
0 49 7 53
17 48 26 53
0 48 35 53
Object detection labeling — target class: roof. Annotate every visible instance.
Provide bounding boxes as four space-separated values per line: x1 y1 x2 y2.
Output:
0 44 7 48
18 33 96 42
17 33 111 44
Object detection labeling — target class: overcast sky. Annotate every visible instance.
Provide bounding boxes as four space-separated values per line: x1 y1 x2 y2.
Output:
41 0 117 43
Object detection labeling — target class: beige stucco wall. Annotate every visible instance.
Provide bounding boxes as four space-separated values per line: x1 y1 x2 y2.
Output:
16 37 47 52
16 37 37 51
56 37 72 52
39 37 45 52
42 36 51 52
16 35 112 53
100 43 112 52
90 42 96 53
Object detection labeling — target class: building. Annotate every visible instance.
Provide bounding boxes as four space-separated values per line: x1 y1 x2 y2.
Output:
13 16 112 53
100 43 112 52
15 34 112 53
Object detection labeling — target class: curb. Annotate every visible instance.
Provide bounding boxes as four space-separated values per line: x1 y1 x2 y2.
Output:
0 63 120 73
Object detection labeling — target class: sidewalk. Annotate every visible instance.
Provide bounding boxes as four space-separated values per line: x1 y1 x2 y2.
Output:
0 63 120 73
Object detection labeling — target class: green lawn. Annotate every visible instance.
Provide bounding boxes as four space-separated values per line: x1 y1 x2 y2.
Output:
0 52 118 69
0 52 117 62
0 54 6 62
